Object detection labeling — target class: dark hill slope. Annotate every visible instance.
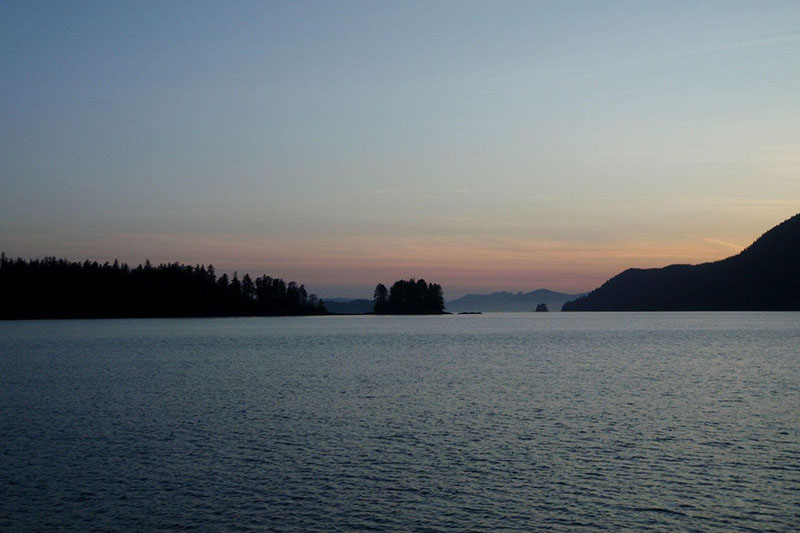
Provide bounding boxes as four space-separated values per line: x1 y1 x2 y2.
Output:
562 213 800 311
324 299 373 314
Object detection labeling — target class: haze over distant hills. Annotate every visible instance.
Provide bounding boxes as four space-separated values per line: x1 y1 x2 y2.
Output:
446 289 586 313
563 212 800 311
323 289 587 314
321 298 373 314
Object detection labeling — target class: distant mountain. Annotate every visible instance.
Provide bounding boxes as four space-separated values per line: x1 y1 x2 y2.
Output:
323 299 373 314
446 289 586 313
562 212 800 311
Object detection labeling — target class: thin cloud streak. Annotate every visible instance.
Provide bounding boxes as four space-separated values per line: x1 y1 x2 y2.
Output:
701 237 744 251
688 33 800 56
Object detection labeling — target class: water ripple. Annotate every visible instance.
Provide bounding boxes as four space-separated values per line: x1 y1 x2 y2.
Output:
1 313 799 531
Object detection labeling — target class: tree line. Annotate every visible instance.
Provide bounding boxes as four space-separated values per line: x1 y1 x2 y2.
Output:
373 278 445 314
0 254 327 319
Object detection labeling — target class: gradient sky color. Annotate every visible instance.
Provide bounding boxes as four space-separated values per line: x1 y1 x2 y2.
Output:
2 1 799 298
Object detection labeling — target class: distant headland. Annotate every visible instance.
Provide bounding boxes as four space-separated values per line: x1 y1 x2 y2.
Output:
562 212 800 311
0 256 326 319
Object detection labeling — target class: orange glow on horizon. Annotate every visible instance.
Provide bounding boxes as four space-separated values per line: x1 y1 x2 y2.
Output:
30 230 750 296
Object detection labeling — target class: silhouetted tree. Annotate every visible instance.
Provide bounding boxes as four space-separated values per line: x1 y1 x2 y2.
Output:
373 283 389 314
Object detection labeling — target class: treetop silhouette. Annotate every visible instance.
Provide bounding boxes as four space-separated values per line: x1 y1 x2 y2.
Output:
0 255 327 319
373 278 445 314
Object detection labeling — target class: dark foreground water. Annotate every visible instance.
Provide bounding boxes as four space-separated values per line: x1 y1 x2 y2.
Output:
1 313 798 531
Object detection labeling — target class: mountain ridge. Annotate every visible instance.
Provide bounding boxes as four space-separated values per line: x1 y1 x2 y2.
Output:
562 212 800 311
447 289 586 312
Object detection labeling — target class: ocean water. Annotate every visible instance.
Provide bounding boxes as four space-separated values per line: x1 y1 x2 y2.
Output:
1 313 798 531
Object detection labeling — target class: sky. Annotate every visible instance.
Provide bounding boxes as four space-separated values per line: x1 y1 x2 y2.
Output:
1 1 798 299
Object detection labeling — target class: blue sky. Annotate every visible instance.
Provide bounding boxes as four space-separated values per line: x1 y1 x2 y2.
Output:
2 1 798 298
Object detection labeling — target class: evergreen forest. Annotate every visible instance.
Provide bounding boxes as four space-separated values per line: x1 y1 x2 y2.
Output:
373 278 445 314
0 255 327 319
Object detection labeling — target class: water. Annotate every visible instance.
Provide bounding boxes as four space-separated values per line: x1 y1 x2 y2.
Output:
1 313 798 531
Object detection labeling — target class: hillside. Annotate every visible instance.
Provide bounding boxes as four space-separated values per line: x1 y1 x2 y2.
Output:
562 213 800 311
447 289 586 313
324 299 373 314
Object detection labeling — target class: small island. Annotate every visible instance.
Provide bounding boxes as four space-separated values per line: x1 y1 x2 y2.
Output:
373 278 445 314
535 303 548 312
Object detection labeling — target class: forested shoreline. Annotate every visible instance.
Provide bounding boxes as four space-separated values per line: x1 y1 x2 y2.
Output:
0 255 326 319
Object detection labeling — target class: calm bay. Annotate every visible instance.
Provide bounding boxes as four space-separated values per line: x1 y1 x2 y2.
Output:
1 313 798 531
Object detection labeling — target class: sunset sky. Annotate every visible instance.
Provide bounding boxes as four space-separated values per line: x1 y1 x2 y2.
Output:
2 1 798 298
